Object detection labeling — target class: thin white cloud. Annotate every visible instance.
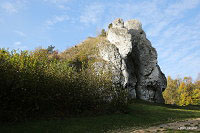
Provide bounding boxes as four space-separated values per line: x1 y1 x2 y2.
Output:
80 3 104 25
44 0 70 3
165 0 200 16
14 30 26 37
1 2 17 13
57 4 69 10
0 18 3 23
44 0 70 9
1 0 27 14
14 41 21 46
46 15 69 27
13 41 27 50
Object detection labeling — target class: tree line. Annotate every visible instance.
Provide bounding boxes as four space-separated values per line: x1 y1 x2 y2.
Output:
163 76 200 106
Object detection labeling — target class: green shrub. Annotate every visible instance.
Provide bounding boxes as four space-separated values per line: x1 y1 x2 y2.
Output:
99 29 107 37
108 23 112 29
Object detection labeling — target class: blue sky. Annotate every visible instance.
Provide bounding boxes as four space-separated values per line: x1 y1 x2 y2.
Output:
0 0 200 79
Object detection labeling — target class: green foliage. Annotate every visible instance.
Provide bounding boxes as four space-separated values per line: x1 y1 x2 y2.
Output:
163 76 200 106
163 76 180 105
0 48 128 122
99 29 106 37
108 23 113 29
47 45 55 54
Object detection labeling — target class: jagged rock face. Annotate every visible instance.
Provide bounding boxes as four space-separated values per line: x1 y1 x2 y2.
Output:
99 18 167 103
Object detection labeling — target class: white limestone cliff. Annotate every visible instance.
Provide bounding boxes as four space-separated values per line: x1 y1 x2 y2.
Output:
99 18 167 103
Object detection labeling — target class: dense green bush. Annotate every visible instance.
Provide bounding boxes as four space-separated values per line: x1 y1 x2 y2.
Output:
0 48 128 122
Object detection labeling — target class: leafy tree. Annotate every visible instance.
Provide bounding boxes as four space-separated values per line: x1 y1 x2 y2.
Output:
108 23 113 29
163 76 180 104
192 80 200 105
178 77 195 106
163 76 200 106
99 29 106 37
47 45 55 54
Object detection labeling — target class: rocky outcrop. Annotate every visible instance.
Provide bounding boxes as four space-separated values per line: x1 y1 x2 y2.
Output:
99 18 167 103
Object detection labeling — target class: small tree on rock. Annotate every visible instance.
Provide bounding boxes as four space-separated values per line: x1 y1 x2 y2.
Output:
47 45 55 54
100 29 106 37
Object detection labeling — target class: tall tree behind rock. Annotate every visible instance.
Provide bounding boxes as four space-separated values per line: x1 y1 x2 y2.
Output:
163 76 180 104
163 76 200 106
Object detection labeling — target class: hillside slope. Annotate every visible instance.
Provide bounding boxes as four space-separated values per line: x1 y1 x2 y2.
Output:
59 18 167 103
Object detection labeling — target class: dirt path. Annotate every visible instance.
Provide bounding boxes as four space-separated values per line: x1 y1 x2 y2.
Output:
131 118 200 133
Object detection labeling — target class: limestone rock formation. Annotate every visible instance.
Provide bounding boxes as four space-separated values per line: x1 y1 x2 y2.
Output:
99 18 167 103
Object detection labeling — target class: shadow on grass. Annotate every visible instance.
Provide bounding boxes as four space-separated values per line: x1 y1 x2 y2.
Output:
1 100 200 133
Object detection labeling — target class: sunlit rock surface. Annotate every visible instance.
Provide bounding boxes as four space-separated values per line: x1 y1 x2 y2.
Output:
99 18 167 103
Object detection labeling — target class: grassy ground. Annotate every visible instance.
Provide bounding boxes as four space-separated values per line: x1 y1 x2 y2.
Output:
1 100 200 133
